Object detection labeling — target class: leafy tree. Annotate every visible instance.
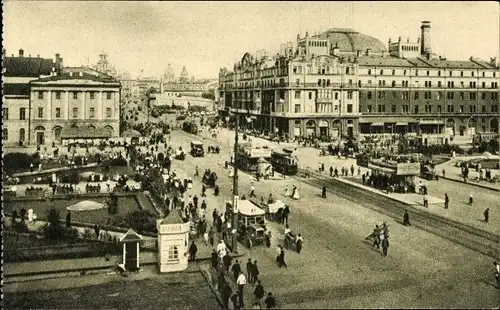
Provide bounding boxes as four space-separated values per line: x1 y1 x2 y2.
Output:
43 207 65 240
107 193 119 214
126 210 155 234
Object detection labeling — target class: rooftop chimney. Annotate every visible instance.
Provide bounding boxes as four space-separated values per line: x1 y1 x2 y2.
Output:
490 57 497 66
420 21 432 55
366 48 372 56
19 49 24 57
332 42 340 56
37 54 40 58
356 50 362 57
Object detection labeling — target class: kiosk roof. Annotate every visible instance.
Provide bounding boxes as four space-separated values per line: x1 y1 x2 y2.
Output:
237 200 265 216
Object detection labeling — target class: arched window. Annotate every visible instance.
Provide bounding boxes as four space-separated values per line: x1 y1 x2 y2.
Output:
19 128 25 142
3 128 8 140
168 246 179 261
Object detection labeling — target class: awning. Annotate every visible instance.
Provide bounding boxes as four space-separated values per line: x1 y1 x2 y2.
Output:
419 120 445 125
60 127 112 139
371 123 384 126
368 163 396 174
396 122 408 126
359 117 415 124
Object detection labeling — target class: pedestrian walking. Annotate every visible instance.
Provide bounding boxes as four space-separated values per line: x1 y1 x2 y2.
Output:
334 167 339 177
444 193 449 209
246 258 254 283
329 166 333 177
442 169 445 178
231 293 241 310
381 237 389 257
250 184 256 197
232 259 242 280
357 166 361 177
469 193 473 205
222 282 232 309
351 165 355 176
203 231 209 245
209 226 215 246
423 194 429 208
253 280 265 308
484 208 490 223
321 186 326 199
278 246 287 268
189 241 198 262
264 292 277 309
403 210 411 226
211 249 218 269
493 262 500 288
251 260 260 284
236 271 247 308
66 210 72 228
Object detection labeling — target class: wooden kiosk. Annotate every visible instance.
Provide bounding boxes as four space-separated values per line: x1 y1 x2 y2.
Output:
157 209 190 273
119 229 143 272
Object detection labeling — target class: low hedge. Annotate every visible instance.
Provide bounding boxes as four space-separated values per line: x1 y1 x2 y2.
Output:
4 152 41 175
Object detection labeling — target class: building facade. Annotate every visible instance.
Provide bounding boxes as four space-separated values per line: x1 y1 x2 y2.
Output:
28 68 121 146
2 49 59 146
218 22 499 140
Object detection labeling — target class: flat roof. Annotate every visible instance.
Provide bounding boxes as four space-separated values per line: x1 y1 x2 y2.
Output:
237 200 265 216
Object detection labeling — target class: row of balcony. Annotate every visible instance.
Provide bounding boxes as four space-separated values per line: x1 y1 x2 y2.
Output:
221 82 499 90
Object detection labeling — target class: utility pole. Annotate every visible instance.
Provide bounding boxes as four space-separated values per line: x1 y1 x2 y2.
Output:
231 115 239 254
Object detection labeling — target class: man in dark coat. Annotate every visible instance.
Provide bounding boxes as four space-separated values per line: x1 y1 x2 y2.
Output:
201 199 207 211
221 281 232 309
329 166 334 177
193 195 199 208
231 259 242 280
251 260 260 284
189 241 198 262
211 249 218 269
282 206 290 226
322 186 327 199
223 253 233 270
264 292 277 309
253 280 265 307
403 210 411 226
246 258 254 283
381 237 389 257
484 208 490 223
66 210 72 228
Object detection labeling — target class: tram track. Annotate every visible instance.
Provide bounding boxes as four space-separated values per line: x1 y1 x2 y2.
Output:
294 168 500 259
172 128 499 258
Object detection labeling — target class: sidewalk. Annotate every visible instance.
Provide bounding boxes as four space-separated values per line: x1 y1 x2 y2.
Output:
435 157 500 191
303 168 499 236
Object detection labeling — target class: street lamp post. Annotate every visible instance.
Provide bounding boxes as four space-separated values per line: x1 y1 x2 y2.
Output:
231 113 240 254
225 115 230 146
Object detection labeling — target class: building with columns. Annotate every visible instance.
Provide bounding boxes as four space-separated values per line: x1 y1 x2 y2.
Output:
218 21 499 140
2 49 59 146
28 67 121 146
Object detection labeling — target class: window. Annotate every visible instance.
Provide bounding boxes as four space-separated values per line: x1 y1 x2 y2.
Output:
492 104 499 113
2 128 8 141
308 92 312 100
436 92 442 100
426 71 430 76
380 70 384 75
347 104 353 113
38 91 43 99
391 81 396 87
391 105 396 113
494 72 496 78
447 92 454 99
470 93 476 100
481 92 486 100
294 104 300 113
392 91 396 99
438 71 441 77
294 91 301 99
482 105 486 113
2 108 8 120
72 92 78 99
72 107 78 118
471 71 474 77
469 105 476 113
90 92 95 99
55 108 61 118
346 67 350 74
38 107 43 118
293 66 297 74
414 105 419 114
317 79 321 86
334 92 338 100
358 80 362 87
460 105 464 113
424 81 428 87
415 70 418 76
437 105 442 113
89 107 95 118
403 70 407 76
449 71 453 77
493 93 499 100
482 72 485 77
56 91 61 99
347 91 353 99
438 81 442 87
402 105 409 113
447 105 454 113
377 105 385 113
327 79 331 86
106 107 112 118
367 91 372 99
367 105 372 113
392 70 395 76
460 71 464 77
368 69 372 75
414 92 419 100
459 92 464 100
19 128 25 142
19 108 26 120
168 246 179 261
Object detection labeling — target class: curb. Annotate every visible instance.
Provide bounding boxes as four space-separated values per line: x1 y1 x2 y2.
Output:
439 175 500 192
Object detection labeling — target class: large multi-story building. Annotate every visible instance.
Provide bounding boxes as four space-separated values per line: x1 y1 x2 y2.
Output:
218 22 499 140
3 49 59 146
28 68 121 145
2 49 121 146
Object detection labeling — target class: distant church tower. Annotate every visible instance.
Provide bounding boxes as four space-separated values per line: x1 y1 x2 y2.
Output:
93 52 116 76
180 66 189 83
164 63 175 82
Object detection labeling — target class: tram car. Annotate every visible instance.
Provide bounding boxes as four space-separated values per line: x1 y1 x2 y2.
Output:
234 143 272 175
270 148 298 175
182 121 198 135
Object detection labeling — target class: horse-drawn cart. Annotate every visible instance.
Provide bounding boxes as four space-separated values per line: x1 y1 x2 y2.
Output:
202 171 218 188
262 200 286 222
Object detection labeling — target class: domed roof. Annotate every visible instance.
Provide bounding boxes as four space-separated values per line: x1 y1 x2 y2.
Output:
319 28 386 53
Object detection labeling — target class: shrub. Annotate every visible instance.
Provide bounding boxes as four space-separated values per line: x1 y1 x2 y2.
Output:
108 157 128 166
43 208 66 240
3 152 40 174
74 155 84 166
126 210 156 234
60 171 80 184
107 193 119 214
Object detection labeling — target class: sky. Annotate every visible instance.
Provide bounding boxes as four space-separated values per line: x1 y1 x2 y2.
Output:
3 1 499 79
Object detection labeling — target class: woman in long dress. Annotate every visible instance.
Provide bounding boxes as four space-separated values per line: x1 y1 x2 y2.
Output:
284 186 290 197
292 186 300 200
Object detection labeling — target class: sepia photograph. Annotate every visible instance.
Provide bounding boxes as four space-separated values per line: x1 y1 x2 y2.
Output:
2 1 499 309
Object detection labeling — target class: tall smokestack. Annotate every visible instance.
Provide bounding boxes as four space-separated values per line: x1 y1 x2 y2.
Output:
420 21 431 56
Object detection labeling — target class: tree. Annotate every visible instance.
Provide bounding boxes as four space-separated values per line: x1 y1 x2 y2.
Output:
44 207 65 240
107 193 119 214
126 210 155 234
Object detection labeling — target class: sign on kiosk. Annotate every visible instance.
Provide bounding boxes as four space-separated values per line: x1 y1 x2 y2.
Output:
396 163 420 175
249 148 272 158
233 195 239 213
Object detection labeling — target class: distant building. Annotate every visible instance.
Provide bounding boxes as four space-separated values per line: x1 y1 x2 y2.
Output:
218 21 499 140
93 52 117 77
3 49 58 146
180 66 189 83
163 63 175 82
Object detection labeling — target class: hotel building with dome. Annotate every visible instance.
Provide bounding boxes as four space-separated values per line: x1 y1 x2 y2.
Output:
218 21 499 141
